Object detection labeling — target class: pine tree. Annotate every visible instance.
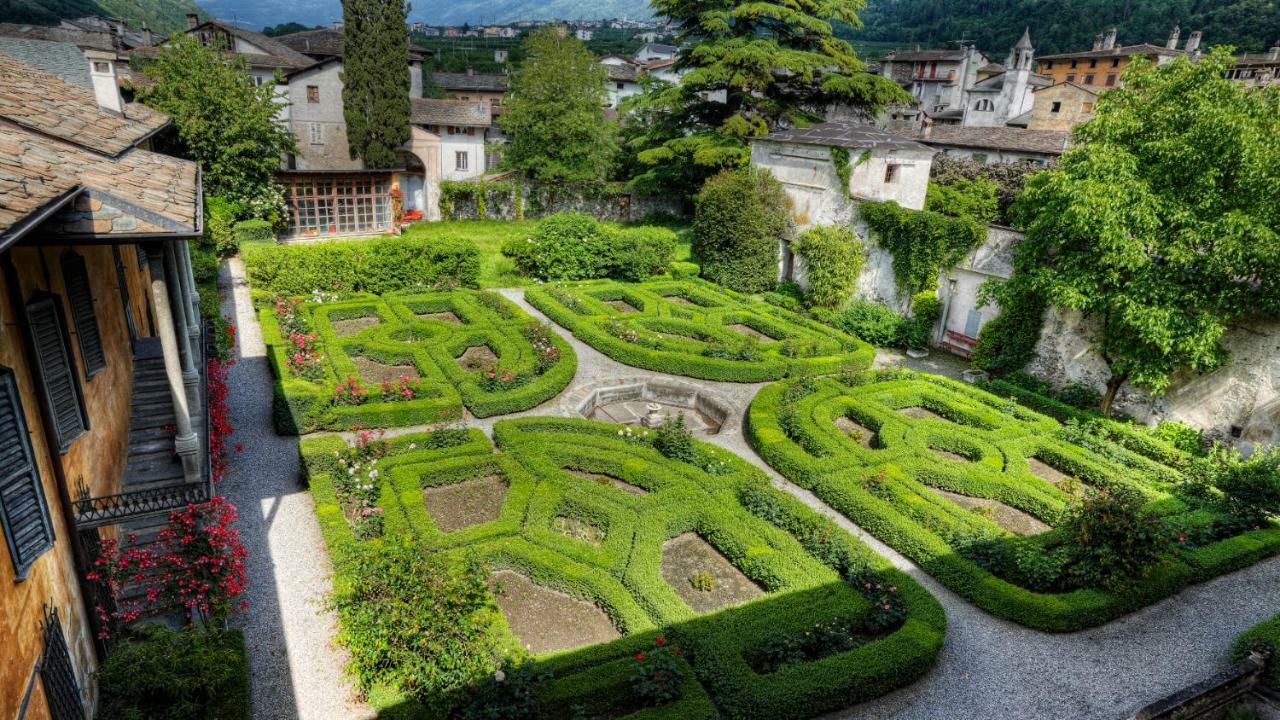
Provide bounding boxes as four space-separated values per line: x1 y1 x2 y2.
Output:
342 0 411 169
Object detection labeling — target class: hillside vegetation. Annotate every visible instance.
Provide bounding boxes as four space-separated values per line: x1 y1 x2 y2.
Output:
2 0 203 33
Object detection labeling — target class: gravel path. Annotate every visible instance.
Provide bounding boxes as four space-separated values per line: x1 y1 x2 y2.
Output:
230 277 1280 720
220 259 372 720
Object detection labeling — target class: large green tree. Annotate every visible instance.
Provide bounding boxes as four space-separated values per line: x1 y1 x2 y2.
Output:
342 0 411 168
498 27 616 184
1011 48 1280 415
133 36 295 213
631 0 910 194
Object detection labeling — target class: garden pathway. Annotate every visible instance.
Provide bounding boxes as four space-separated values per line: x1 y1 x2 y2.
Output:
238 275 1280 720
220 259 373 720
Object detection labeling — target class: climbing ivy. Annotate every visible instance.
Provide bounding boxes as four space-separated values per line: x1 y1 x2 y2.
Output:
971 278 1047 375
439 180 520 221
830 147 851 192
859 200 984 295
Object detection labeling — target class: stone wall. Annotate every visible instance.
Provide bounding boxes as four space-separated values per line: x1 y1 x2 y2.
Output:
443 181 684 223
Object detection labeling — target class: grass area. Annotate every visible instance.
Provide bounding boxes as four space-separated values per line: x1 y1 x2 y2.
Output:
301 416 944 719
397 220 694 288
525 278 872 382
747 369 1280 631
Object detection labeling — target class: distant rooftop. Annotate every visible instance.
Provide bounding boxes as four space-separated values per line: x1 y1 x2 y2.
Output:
432 71 508 92
918 125 1070 155
410 98 491 127
757 121 933 152
1037 43 1182 61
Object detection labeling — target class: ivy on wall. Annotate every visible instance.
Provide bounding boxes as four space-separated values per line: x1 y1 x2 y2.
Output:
830 147 851 192
971 279 1047 374
439 180 520 221
859 200 984 296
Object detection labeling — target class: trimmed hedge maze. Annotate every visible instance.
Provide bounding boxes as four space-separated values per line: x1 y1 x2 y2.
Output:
259 290 576 432
748 370 1280 632
300 417 945 719
526 279 874 382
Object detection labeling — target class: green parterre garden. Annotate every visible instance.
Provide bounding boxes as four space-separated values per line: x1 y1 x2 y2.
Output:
748 370 1280 632
258 289 576 433
301 418 945 718
526 279 874 382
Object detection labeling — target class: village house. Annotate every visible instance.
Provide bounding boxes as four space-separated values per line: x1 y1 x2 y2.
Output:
1227 45 1280 87
133 14 314 87
431 70 509 106
879 46 994 122
635 42 678 63
1025 82 1098 131
402 98 494 219
959 30 1053 128
916 123 1069 164
0 48 208 719
58 15 158 50
1036 26 1190 89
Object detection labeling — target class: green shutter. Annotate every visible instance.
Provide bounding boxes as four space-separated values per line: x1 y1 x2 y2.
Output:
0 368 55 580
25 297 89 451
60 252 107 378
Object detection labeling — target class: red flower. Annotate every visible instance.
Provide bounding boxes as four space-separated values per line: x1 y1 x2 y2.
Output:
655 635 665 646
234 443 244 453
635 652 645 661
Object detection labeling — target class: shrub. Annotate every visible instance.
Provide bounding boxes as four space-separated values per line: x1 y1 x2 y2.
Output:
96 626 249 720
1234 612 1280 690
205 196 244 258
971 282 1046 374
653 413 696 463
860 200 984 295
233 219 274 247
1059 488 1170 591
1059 382 1101 411
903 291 941 349
1152 421 1206 456
610 226 677 281
693 168 789 293
792 225 864 310
820 300 904 347
926 176 999 226
504 212 613 280
1215 448 1280 529
244 236 480 295
331 543 500 706
630 635 686 706
461 662 549 720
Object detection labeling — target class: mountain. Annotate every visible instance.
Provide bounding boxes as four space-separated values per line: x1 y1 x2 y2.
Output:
856 0 1280 56
187 0 654 31
0 0 204 33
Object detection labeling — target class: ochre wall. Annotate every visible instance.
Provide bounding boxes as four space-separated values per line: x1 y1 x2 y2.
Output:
1036 56 1130 88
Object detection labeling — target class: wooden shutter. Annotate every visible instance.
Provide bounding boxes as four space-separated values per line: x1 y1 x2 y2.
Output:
60 252 106 378
135 243 147 270
25 297 89 451
40 612 84 720
0 368 54 580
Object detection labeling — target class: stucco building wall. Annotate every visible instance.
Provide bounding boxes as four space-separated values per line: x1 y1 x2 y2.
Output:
288 63 360 171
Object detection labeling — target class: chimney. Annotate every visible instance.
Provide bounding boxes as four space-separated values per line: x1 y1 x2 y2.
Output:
1166 25 1180 50
84 49 124 115
1268 45 1280 62
1186 30 1202 55
922 117 933 139
1102 27 1117 51
186 13 198 30
332 20 343 30
141 25 153 46
1093 33 1104 51
466 67 474 76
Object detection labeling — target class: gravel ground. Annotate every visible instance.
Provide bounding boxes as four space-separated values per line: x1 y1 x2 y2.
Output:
227 276 1280 720
220 259 373 720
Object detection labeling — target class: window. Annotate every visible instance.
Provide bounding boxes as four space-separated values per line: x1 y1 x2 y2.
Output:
1089 59 1098 68
971 153 989 164
1111 58 1121 68
1070 59 1078 69
308 122 323 145
284 174 393 238
60 252 105 379
0 368 54 581
40 611 83 720
456 151 469 171
1105 73 1117 87
24 296 88 452
306 85 319 103
1066 73 1076 83
1044 61 1054 69
1084 73 1096 85
1051 101 1062 113
616 82 624 90
1082 101 1095 113
883 164 899 184
92 61 110 73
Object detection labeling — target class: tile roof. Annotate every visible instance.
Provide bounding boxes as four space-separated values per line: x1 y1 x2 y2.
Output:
0 52 167 157
886 49 968 63
410 98 491 127
758 121 933 152
212 23 314 67
604 62 640 82
1037 43 1182 61
918 125 1070 155
432 71 508 92
0 23 116 52
276 27 430 61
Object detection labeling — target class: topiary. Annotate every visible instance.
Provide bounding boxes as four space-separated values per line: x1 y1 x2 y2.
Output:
903 291 941 350
610 226 678 281
819 300 904 347
503 212 613 281
791 224 864 310
693 168 789 294
653 413 696 464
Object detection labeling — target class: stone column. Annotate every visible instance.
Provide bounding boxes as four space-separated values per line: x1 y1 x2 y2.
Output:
174 240 201 343
147 247 201 484
164 242 201 414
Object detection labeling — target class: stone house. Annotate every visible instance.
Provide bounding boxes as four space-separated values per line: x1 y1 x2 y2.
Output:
0 49 209 719
135 15 315 87
1036 26 1189 89
879 47 993 122
431 70 509 106
1026 82 1098 131
1227 46 1280 88
404 99 493 219
916 124 1068 165
635 43 677 63
959 30 1053 128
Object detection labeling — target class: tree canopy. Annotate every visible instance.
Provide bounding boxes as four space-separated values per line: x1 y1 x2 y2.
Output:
342 0 412 169
630 0 910 195
133 36 295 214
1011 48 1280 414
498 27 616 184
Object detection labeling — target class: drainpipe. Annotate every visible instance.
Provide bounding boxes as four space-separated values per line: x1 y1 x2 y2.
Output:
162 242 201 415
936 277 957 346
146 246 200 483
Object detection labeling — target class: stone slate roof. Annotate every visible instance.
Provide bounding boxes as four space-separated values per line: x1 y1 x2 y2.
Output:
0 23 115 52
919 125 1070 155
0 52 198 243
130 22 315 71
432 71 508 92
886 49 968 63
277 27 430 61
1038 43 1181 61
759 121 933 152
639 43 677 55
604 62 640 82
410 98 491 127
0 51 167 156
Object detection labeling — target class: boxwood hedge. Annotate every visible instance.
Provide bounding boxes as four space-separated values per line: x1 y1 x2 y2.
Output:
525 279 874 382
259 290 576 433
299 417 945 719
747 369 1280 632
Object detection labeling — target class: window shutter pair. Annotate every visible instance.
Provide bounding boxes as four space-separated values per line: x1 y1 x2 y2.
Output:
0 368 55 581
25 296 89 452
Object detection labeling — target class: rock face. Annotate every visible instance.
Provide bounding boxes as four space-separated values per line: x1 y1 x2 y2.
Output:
1026 309 1280 453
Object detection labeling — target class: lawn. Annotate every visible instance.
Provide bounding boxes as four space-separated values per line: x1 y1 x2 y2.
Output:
747 369 1280 631
526 278 874 382
301 416 945 719
397 220 694 288
258 289 576 433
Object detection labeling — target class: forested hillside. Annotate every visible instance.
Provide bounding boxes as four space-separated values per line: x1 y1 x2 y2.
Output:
855 0 1280 55
0 0 202 33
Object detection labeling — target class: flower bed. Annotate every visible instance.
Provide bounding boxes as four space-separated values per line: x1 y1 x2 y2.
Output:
258 290 577 432
299 417 945 719
747 370 1280 632
525 279 873 382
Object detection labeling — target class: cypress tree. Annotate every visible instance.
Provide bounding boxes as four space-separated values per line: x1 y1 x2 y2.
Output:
342 0 411 168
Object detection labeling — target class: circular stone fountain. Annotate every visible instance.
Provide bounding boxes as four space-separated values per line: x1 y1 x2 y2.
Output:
560 377 738 437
